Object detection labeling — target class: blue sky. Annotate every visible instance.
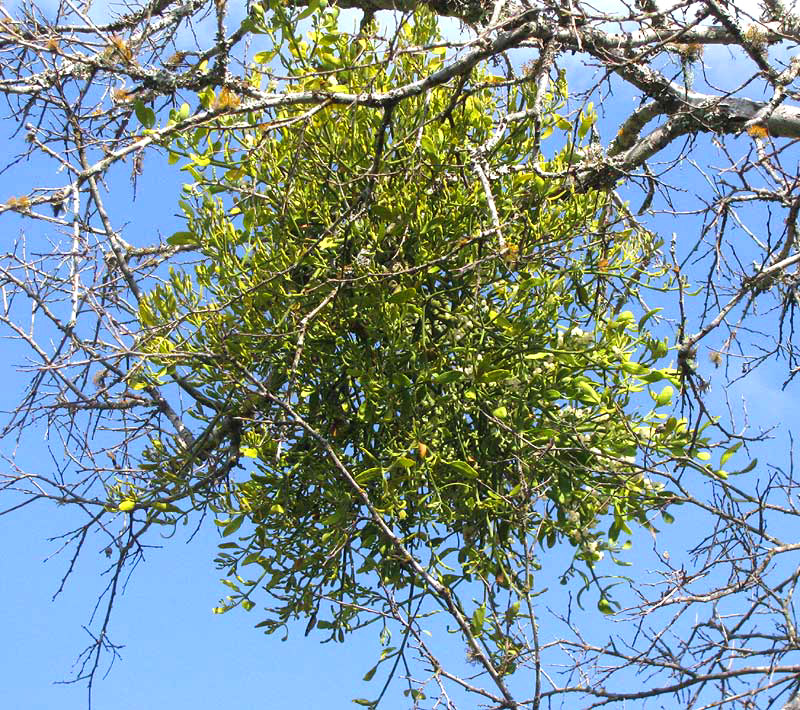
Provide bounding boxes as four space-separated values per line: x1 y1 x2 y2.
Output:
2 500 389 709
1 2 799 709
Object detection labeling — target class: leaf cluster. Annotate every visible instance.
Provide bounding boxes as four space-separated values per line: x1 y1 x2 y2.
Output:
127 10 707 665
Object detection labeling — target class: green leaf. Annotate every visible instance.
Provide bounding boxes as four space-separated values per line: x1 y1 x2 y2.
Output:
652 385 674 407
638 307 662 330
356 467 383 483
578 114 593 139
138 301 154 327
391 456 415 470
133 100 156 129
480 369 512 383
189 152 210 167
720 441 742 466
222 515 244 536
639 370 666 383
433 370 462 384
492 405 508 418
387 287 416 304
391 373 412 387
470 604 486 635
419 134 437 156
449 460 479 478
597 597 614 615
166 231 196 246
577 381 602 404
621 361 649 375
732 458 758 475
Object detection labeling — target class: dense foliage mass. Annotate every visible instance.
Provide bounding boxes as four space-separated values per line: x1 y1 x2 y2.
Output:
129 12 705 641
